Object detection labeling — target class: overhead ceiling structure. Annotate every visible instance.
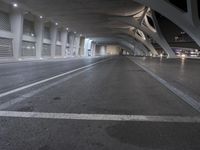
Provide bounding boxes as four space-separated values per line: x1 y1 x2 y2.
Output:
9 0 144 35
3 0 200 58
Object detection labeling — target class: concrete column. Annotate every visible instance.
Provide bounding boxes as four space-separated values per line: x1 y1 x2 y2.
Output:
79 37 85 56
84 39 89 56
10 8 24 59
61 29 67 57
84 39 92 56
152 13 176 58
135 42 149 56
35 18 44 59
91 42 96 56
65 31 69 56
111 16 174 57
69 33 75 56
139 39 157 56
144 37 156 56
75 36 80 56
116 29 157 56
100 46 106 55
134 0 200 56
50 23 57 58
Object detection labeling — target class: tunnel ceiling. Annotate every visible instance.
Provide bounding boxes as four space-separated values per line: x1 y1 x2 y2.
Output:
12 0 145 37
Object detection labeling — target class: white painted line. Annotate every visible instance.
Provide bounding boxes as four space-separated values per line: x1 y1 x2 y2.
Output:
0 67 93 110
0 111 200 123
0 58 110 99
128 57 200 113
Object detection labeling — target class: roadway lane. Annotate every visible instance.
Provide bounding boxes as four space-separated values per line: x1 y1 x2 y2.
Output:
131 57 200 102
0 57 200 150
5 57 199 115
0 57 108 93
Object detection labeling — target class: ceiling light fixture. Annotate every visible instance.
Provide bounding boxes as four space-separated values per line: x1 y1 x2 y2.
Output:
13 3 18 8
39 16 43 19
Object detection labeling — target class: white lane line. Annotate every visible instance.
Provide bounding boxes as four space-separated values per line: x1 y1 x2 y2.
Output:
128 57 200 113
0 58 110 99
0 111 200 123
0 67 93 110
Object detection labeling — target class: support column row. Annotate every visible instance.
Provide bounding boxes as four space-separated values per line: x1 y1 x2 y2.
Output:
9 8 74 59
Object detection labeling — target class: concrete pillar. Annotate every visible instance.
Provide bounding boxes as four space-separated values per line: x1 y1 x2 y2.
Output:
91 42 96 56
74 36 80 56
84 39 92 56
134 0 200 56
100 46 106 55
10 8 24 59
152 13 176 58
111 16 174 57
61 29 67 57
84 39 89 56
79 37 85 56
135 42 149 56
69 33 75 56
65 31 69 56
116 29 157 56
144 37 157 56
35 18 44 59
50 23 57 58
138 38 157 56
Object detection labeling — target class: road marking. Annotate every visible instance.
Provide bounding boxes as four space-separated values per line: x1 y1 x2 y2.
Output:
0 111 200 123
0 58 110 99
0 67 93 110
128 57 200 113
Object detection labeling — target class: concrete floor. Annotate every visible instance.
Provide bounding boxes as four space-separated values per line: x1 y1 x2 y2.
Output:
0 56 200 150
132 57 200 102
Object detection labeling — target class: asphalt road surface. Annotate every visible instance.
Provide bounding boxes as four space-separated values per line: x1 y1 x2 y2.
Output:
0 56 200 150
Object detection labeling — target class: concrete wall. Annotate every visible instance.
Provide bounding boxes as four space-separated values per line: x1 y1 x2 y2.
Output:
95 45 122 56
0 1 82 60
106 45 121 55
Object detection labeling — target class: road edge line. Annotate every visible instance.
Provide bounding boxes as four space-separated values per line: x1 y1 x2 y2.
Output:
128 57 200 113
